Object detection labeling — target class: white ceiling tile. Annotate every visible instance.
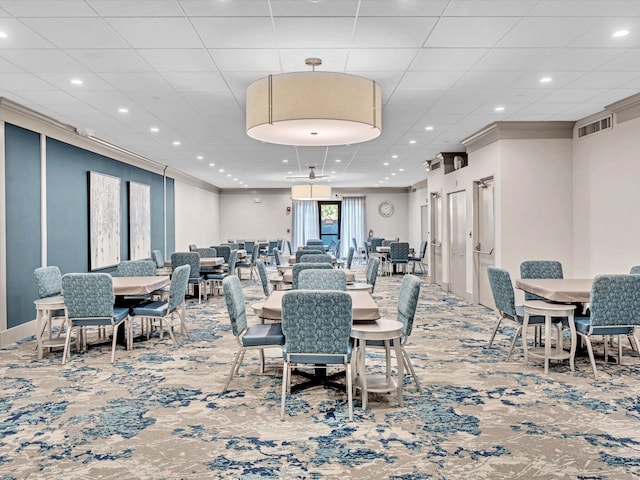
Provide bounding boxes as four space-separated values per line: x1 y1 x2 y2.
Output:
397 71 466 90
529 0 640 17
568 17 640 48
279 49 349 73
0 55 25 72
1 72 58 90
536 48 628 71
470 48 552 71
509 71 586 89
496 17 601 48
0 18 56 48
347 48 419 71
352 17 439 48
455 70 524 90
159 72 228 91
88 0 184 16
191 17 277 49
99 72 172 91
137 49 217 72
427 17 520 47
443 0 538 16
179 0 271 17
359 0 448 16
565 71 639 89
538 88 608 103
270 0 359 16
0 0 97 17
106 18 202 49
33 72 115 91
66 49 152 73
274 17 353 48
411 48 488 71
20 18 128 48
0 49 89 73
209 49 281 72
599 50 640 71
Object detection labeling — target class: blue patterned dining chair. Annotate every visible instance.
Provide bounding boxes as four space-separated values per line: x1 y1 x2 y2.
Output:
151 250 164 268
295 249 322 263
172 252 206 303
206 249 238 295
363 274 422 391
389 242 410 274
115 260 157 277
575 274 640 379
299 253 333 264
346 246 355 270
280 290 354 421
273 247 283 267
409 240 428 274
287 240 293 255
61 273 130 364
630 266 640 274
520 260 564 301
298 269 347 291
348 256 381 294
487 266 557 361
222 276 285 391
306 239 324 248
211 245 231 266
237 246 259 280
251 259 272 322
34 265 67 341
291 263 333 289
130 264 191 347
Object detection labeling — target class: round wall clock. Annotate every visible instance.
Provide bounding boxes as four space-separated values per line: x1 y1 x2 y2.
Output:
379 201 394 218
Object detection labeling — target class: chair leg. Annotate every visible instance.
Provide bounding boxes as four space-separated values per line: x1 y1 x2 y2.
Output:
488 316 503 347
62 326 74 364
224 348 244 391
280 361 290 420
401 348 422 392
506 325 522 361
346 362 353 421
111 324 121 363
584 336 598 379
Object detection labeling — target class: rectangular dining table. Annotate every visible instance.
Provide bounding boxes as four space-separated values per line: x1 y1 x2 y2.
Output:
112 275 170 296
260 289 380 322
515 278 592 303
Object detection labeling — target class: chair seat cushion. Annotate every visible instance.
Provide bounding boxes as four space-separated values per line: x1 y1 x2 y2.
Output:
113 308 130 323
131 301 168 318
284 342 352 364
206 273 228 280
242 322 284 347
188 276 205 284
574 316 635 336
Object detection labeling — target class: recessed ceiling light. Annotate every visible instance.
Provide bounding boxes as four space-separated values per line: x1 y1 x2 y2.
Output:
118 107 128 114
494 106 505 112
233 178 238 181
209 163 215 167
391 173 396 176
219 169 225 173
392 154 398 159
197 155 203 160
150 127 159 133
613 29 629 37
70 78 83 85
240 181 244 185
425 126 434 131
335 159 341 163
0 32 8 38
282 159 288 163
399 168 404 172
172 141 180 146
409 140 416 144
287 171 293 174
385 177 389 180
540 76 552 83
383 162 389 166
330 171 336 174
227 174 232 177
243 185 249 188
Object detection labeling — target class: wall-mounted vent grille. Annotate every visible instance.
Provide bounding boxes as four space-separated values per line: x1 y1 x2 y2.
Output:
430 161 440 170
578 116 612 138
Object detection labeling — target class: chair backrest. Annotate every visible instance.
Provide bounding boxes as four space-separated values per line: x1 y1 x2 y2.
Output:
255 259 270 297
589 274 640 328
418 240 428 258
487 266 517 318
352 237 358 252
397 274 421 337
171 252 201 280
287 240 292 255
306 239 323 247
299 253 332 264
273 247 282 266
227 249 238 275
630 266 640 274
193 247 217 258
213 245 231 263
244 241 255 254
268 240 278 252
62 273 114 320
389 242 410 262
222 275 247 337
298 269 347 291
370 237 384 250
346 246 355 269
292 263 333 289
520 260 564 301
382 239 393 247
188 244 197 251
282 290 352 356
250 246 260 264
295 249 322 263
151 250 164 268
333 239 342 258
277 238 284 250
224 242 239 250
366 257 380 293
34 266 62 298
116 260 157 277
168 264 190 311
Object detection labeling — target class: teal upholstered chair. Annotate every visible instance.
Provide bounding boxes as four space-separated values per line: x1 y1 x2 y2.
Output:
575 274 640 379
222 276 285 391
389 242 410 274
520 260 564 301
295 249 322 263
115 260 157 277
34 265 67 341
251 259 272 322
172 252 206 303
346 246 355 270
280 290 353 421
363 274 422 391
151 250 164 268
61 273 130 364
188 244 197 251
306 239 324 248
273 248 283 267
291 263 333 289
348 256 380 293
299 253 332 264
130 264 191 346
298 269 347 291
487 266 553 361
206 249 238 295
409 241 428 274
630 266 640 274
237 246 259 280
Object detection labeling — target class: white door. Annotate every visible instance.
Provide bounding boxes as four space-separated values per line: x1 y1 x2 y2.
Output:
430 193 442 286
473 178 496 308
448 190 467 298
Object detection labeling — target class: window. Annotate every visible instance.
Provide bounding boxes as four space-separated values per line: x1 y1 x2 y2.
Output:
318 201 340 251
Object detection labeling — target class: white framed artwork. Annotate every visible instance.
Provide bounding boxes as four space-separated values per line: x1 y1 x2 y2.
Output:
89 171 121 270
129 181 151 261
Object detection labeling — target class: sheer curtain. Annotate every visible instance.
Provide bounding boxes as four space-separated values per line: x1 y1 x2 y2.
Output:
340 196 366 259
291 200 320 251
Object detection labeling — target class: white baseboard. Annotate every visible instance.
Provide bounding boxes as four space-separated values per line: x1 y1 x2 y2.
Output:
0 319 36 348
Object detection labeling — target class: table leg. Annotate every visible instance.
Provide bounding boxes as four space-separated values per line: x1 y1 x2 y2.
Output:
544 314 551 374
359 340 368 410
568 313 576 371
36 309 46 360
522 312 530 363
393 337 404 407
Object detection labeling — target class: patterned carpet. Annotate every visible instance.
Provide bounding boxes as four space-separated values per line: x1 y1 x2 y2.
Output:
3 266 640 479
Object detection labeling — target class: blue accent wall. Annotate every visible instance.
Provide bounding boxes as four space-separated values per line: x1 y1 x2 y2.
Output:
5 124 41 329
3 124 175 329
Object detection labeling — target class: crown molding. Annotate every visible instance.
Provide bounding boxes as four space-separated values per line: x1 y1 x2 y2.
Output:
606 92 640 124
461 121 575 153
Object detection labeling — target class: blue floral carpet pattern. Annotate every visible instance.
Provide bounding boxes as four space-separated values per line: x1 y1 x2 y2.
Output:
3 267 640 479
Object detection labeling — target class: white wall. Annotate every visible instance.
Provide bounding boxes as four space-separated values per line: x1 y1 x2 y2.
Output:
364 191 410 242
174 180 219 251
408 184 428 251
572 114 640 276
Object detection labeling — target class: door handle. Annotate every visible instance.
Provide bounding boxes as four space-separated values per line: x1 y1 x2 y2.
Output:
473 248 494 255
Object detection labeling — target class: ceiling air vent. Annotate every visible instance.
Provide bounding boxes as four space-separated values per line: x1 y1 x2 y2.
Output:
578 116 612 138
430 161 440 171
